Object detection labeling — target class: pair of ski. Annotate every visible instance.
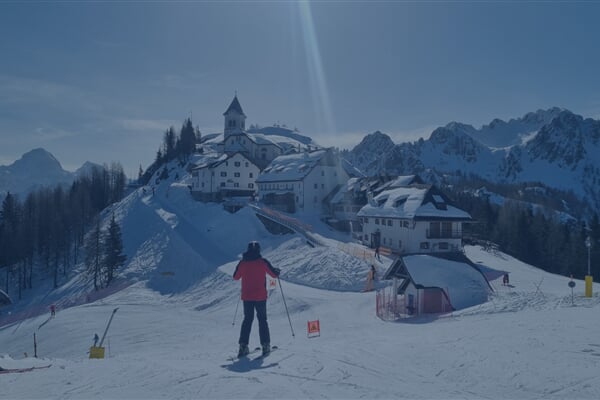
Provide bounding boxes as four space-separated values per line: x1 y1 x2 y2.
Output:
228 345 278 362
0 364 52 374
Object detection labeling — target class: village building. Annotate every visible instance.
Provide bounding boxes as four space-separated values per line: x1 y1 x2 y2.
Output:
357 184 472 254
256 148 350 213
191 95 295 202
190 152 260 202
377 252 491 317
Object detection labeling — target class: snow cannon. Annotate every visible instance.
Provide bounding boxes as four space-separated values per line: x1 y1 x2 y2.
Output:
89 308 119 359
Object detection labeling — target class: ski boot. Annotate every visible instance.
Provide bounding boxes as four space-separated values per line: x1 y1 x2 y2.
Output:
237 344 249 358
261 343 271 356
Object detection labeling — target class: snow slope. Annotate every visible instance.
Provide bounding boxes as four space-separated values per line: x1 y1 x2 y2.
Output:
1 166 600 399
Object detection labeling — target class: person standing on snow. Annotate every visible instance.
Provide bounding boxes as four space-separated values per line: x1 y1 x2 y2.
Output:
233 241 280 357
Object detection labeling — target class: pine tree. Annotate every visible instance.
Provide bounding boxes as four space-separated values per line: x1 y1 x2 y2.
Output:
101 215 126 287
84 219 103 291
0 192 21 294
163 127 177 161
178 118 196 160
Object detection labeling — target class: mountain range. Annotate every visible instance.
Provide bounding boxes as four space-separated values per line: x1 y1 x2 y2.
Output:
4 108 600 216
0 148 100 199
344 108 600 215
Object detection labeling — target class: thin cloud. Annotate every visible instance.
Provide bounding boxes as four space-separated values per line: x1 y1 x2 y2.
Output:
34 126 77 141
119 118 180 133
150 72 210 90
0 75 73 103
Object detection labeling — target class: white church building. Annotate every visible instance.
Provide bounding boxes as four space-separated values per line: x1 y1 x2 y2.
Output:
218 96 283 169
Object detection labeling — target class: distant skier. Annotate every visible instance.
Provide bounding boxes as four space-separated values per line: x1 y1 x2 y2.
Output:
233 241 280 357
50 304 56 317
503 273 510 286
374 246 381 261
93 333 99 347
365 265 377 291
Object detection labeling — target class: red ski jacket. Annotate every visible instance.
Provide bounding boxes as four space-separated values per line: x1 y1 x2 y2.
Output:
233 257 279 301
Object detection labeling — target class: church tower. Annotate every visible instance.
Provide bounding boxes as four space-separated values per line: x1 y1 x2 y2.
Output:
223 95 246 137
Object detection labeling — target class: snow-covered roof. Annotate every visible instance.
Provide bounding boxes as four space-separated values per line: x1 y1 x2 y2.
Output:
191 154 227 170
380 175 423 190
402 254 490 310
256 149 330 183
191 152 257 170
248 133 282 147
330 177 361 204
357 185 472 220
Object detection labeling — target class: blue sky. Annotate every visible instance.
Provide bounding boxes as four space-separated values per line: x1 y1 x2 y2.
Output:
1 1 600 176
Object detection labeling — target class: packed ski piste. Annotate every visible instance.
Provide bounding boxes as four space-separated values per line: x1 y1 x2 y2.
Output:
1 164 600 400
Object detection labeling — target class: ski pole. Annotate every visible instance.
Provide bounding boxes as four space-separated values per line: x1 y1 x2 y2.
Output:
232 292 241 326
277 277 295 337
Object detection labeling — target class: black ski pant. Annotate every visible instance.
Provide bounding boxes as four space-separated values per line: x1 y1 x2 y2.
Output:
239 300 270 346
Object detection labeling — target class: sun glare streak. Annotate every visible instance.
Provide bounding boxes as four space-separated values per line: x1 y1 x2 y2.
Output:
298 1 336 138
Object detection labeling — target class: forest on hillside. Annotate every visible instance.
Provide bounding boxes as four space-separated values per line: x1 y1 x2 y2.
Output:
0 164 126 300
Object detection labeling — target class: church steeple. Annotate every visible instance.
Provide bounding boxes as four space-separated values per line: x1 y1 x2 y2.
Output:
223 95 246 136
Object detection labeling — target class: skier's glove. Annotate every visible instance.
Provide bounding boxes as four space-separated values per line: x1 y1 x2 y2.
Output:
273 267 281 276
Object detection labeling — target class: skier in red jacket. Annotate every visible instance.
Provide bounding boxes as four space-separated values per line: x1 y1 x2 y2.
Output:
233 241 280 357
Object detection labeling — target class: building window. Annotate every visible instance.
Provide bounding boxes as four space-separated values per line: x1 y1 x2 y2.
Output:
201 183 205 188
314 183 318 189
220 182 226 187
420 242 430 250
321 184 325 189
234 183 239 188
375 218 380 225
321 171 325 176
245 162 249 167
220 172 227 177
387 220 392 226
248 183 254 188
234 161 241 167
234 172 240 177
364 217 369 223
249 172 253 178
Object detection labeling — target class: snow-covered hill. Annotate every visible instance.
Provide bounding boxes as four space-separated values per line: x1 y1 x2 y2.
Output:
0 148 102 199
345 108 600 213
1 163 599 399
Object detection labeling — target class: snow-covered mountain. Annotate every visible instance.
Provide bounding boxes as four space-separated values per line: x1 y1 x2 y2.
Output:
475 107 564 148
0 149 102 199
345 109 600 214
